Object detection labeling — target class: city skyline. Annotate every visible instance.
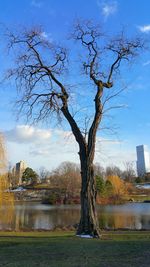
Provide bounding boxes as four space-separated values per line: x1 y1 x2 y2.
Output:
0 0 150 171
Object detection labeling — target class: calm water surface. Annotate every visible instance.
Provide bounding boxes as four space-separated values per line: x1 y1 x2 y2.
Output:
0 202 150 231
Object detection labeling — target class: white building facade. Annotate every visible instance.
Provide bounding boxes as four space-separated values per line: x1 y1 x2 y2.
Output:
136 145 150 177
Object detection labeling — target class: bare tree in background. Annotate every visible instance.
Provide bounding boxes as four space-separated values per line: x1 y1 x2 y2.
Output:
50 161 81 198
38 167 50 183
4 20 144 237
122 161 136 181
105 165 123 178
94 163 105 179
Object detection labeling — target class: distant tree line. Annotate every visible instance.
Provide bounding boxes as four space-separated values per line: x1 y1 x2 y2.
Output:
6 160 149 204
37 161 136 204
7 160 136 187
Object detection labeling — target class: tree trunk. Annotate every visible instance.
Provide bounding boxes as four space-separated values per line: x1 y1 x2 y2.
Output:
76 159 101 238
61 106 101 238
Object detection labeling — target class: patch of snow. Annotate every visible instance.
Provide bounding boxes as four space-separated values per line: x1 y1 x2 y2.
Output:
136 184 150 189
76 234 93 238
11 187 26 192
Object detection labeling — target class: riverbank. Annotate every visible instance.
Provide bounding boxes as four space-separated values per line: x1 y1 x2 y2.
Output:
11 185 150 204
0 230 150 239
0 231 150 267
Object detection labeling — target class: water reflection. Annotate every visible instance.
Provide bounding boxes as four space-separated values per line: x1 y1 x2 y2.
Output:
0 175 15 230
98 203 150 230
0 202 150 231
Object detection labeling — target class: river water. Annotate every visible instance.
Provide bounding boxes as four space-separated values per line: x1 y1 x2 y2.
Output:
0 202 150 231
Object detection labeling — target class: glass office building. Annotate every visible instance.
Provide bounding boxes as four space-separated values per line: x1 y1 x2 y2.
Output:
136 145 150 176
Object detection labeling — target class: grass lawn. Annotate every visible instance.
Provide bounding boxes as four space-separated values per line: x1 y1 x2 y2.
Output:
0 231 150 267
129 194 150 202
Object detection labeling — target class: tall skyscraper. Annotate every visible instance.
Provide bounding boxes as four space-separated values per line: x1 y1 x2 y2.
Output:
136 145 150 177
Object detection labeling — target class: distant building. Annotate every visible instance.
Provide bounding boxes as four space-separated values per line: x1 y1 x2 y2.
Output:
13 160 28 185
136 145 150 177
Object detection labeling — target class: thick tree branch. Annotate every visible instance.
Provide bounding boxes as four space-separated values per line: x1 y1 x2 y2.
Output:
87 82 103 161
61 106 87 154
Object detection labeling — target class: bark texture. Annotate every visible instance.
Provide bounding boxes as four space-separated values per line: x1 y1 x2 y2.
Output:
77 163 100 237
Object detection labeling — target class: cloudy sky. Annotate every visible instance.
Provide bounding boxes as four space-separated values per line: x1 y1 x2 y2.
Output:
0 0 150 172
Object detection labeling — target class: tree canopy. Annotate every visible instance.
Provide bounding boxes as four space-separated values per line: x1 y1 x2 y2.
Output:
22 167 38 185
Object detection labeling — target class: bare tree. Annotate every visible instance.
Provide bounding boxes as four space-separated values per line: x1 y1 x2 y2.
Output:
105 165 123 178
4 21 144 237
94 163 105 179
38 167 50 183
50 161 81 198
122 161 136 182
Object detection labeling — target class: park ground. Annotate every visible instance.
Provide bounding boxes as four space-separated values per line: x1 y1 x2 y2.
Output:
0 231 150 267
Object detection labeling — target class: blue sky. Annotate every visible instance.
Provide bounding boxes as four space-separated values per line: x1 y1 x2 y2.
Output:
0 0 150 172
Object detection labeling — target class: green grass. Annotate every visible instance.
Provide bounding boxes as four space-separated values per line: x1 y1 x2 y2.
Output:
0 231 150 267
130 194 150 202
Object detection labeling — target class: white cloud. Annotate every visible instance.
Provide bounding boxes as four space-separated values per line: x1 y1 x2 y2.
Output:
5 125 136 171
31 0 43 8
138 25 150 33
5 125 51 144
54 129 75 142
95 139 136 170
143 60 150 66
97 137 123 145
5 126 77 170
40 31 48 39
98 1 118 19
40 31 53 42
30 149 50 156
